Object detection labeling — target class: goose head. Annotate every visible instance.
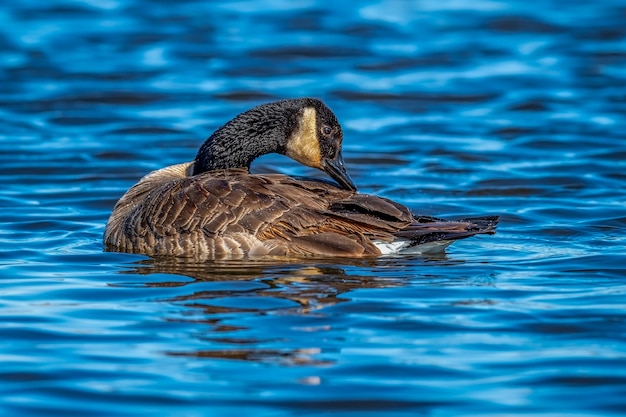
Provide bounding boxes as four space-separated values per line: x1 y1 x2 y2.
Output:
193 98 357 191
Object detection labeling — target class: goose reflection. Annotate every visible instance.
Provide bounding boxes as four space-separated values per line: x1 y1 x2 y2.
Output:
113 256 446 365
119 256 420 312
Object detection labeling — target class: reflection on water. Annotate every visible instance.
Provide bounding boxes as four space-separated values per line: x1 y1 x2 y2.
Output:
110 253 505 383
2 0 626 416
115 257 416 365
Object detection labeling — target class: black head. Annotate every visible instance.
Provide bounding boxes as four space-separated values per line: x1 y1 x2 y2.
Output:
284 98 356 191
193 98 356 191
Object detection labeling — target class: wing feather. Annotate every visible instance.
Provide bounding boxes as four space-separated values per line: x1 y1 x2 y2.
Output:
104 164 498 258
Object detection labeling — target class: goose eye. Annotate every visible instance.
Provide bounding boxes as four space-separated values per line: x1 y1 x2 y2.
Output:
321 125 332 136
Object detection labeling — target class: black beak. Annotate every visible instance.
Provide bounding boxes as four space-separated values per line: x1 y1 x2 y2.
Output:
322 150 357 191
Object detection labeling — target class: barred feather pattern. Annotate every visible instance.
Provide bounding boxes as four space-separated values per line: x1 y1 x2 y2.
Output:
104 162 498 259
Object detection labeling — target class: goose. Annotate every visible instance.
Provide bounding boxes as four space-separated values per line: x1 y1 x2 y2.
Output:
104 98 498 259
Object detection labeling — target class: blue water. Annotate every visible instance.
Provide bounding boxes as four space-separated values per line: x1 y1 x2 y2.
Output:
2 0 626 416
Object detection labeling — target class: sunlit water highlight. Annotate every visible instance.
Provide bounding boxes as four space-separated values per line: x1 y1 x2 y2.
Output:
2 0 626 416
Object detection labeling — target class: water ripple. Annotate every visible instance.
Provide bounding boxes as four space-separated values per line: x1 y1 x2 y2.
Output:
2 0 626 416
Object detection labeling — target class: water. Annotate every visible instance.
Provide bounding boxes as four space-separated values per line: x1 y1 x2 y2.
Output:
2 0 626 415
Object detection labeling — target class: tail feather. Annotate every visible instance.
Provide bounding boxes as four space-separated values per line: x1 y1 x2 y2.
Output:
397 215 499 248
456 215 499 234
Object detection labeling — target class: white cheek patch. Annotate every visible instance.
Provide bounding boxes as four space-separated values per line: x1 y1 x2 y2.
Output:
286 107 321 168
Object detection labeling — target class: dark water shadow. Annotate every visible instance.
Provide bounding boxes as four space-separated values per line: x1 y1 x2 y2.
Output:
108 254 452 365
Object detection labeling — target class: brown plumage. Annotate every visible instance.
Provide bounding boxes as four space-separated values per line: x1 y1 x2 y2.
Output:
104 98 498 259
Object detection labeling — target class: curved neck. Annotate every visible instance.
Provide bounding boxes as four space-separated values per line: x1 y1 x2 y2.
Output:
192 102 300 175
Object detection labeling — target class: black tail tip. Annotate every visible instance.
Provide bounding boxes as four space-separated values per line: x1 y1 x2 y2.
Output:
460 215 500 234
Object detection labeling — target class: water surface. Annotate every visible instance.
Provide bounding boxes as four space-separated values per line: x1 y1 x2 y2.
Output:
2 1 626 416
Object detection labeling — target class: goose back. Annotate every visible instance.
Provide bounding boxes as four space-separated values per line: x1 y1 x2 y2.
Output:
104 163 497 259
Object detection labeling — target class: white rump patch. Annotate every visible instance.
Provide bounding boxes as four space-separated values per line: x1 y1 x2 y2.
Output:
374 239 453 255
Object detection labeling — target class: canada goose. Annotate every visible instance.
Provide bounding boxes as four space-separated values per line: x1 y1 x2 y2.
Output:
104 98 498 259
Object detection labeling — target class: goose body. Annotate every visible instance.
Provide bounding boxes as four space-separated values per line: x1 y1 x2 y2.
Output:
104 98 498 259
